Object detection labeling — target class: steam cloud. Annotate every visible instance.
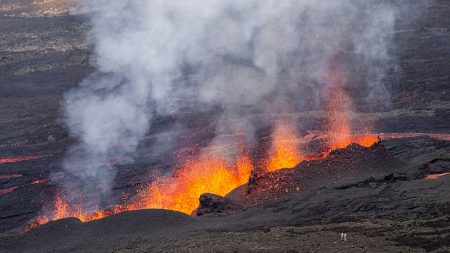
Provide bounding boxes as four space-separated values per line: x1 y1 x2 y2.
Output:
62 0 398 208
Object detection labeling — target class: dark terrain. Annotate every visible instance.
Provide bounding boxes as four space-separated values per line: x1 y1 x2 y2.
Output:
0 0 449 252
2 137 450 252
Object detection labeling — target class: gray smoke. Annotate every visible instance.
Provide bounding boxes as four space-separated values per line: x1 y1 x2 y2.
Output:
63 0 398 207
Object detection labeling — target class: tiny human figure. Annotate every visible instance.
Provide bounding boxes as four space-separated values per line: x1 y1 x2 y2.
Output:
340 233 349 242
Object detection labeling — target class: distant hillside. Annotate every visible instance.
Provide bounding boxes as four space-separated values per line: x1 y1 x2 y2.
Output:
0 0 78 17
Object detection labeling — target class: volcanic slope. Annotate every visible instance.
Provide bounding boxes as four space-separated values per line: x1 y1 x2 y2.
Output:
1 137 450 252
1 0 450 234
0 0 449 252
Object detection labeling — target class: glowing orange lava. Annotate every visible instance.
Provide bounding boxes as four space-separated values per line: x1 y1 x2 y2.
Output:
134 151 254 214
31 179 49 185
352 134 379 148
28 193 129 230
425 172 450 180
265 121 303 172
27 147 254 228
0 155 52 164
0 174 23 180
0 186 18 195
379 133 450 141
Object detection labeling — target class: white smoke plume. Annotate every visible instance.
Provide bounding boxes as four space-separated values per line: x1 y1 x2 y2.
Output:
62 0 398 207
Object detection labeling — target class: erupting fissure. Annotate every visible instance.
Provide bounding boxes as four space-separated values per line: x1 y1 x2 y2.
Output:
29 122 378 230
28 61 380 230
134 151 254 214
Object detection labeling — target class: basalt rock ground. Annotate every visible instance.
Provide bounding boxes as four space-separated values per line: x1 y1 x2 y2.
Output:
1 137 450 252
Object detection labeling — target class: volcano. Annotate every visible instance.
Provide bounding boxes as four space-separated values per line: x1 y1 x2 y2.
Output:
1 0 450 252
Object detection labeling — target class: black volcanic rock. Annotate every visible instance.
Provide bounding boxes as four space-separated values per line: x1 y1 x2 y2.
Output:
227 141 404 207
1 137 449 252
194 193 243 217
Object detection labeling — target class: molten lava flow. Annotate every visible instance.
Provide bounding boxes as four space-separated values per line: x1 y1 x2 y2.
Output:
135 151 254 214
0 155 52 164
265 121 303 172
379 133 450 141
0 174 23 180
0 186 18 195
425 172 450 180
30 179 49 185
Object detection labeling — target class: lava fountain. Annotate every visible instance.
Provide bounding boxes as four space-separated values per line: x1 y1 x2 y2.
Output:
28 74 382 229
323 58 378 150
265 120 303 172
133 148 254 214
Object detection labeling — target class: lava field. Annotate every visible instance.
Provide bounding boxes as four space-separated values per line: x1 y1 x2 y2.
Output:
0 0 450 252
